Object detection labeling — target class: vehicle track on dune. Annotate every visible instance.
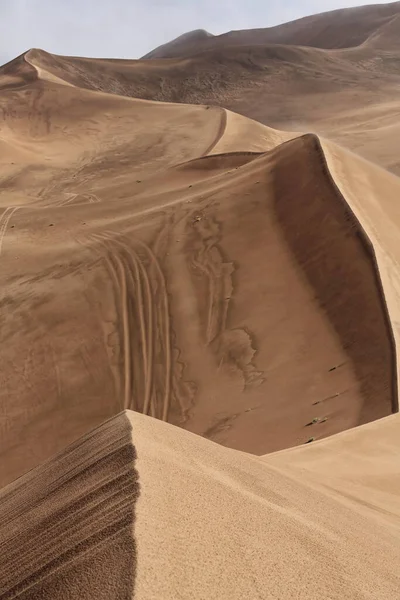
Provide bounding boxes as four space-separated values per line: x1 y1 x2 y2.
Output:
90 234 135 411
84 230 177 422
0 207 18 258
56 192 101 207
93 232 156 416
202 108 228 157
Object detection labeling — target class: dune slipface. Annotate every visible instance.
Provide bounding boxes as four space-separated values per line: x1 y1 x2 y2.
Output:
0 413 139 599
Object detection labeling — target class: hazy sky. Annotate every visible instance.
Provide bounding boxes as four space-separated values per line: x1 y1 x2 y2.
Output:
0 0 393 65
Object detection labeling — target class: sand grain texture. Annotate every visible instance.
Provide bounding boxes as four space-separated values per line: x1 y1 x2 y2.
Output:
0 412 139 599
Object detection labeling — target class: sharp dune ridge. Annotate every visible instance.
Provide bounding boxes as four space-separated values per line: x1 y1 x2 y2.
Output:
1 1 400 598
1 409 400 598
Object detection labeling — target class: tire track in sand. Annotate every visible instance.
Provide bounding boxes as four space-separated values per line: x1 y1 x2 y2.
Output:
90 234 134 411
202 108 228 157
81 227 190 423
86 231 172 420
0 207 18 258
93 232 155 415
131 235 172 422
102 232 170 419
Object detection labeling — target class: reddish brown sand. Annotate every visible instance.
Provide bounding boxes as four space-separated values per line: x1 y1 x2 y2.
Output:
1 2 400 598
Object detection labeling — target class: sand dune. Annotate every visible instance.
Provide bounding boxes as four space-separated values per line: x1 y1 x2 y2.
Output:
15 4 400 174
1 409 399 599
143 1 400 57
1 2 400 597
0 42 399 488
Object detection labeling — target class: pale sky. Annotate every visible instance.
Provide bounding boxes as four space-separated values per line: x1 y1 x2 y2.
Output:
0 0 394 65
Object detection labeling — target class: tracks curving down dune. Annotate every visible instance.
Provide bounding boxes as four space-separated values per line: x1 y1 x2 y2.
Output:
82 229 194 424
0 207 18 258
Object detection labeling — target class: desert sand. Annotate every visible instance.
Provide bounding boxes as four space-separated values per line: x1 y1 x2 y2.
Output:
1 1 400 598
1 409 400 598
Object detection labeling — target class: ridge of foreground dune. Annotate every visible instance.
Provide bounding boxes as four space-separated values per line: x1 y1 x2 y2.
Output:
0 409 399 599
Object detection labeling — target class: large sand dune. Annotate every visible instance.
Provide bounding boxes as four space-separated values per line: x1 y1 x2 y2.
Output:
1 409 399 599
1 1 400 597
1 35 400 482
17 3 400 174
0 53 398 487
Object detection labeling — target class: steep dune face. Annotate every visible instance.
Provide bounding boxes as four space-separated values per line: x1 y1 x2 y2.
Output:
0 412 139 600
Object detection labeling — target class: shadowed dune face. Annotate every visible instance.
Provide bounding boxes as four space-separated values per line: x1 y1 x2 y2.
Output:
272 135 396 422
0 413 139 600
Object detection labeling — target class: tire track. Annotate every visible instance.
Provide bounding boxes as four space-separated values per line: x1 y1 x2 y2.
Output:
202 107 228 157
100 231 172 422
91 234 134 411
0 207 18 258
81 228 177 423
132 236 172 422
94 232 155 415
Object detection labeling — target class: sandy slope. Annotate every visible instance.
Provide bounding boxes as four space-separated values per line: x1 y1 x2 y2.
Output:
143 1 400 57
0 49 398 488
1 2 400 597
0 412 139 599
18 3 400 174
1 409 399 599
